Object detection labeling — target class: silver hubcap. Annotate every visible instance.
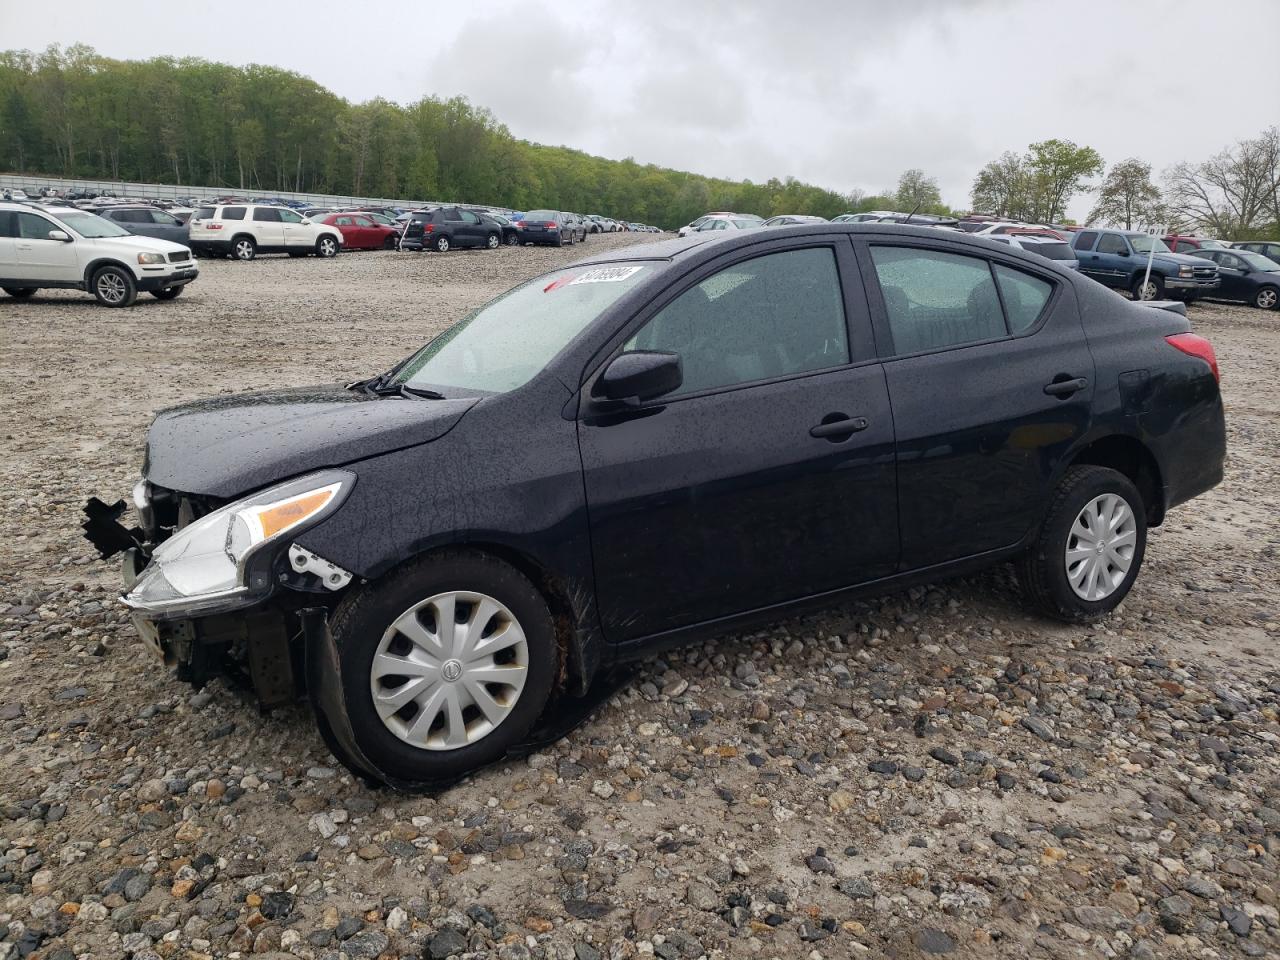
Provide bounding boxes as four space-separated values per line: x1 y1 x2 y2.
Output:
1258 289 1277 309
438 238 449 251
369 591 529 751
321 239 335 255
96 272 126 303
488 235 498 248
1137 281 1157 300
1065 494 1137 601
235 241 253 259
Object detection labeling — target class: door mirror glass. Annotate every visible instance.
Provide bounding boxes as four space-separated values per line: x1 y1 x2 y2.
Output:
48 229 71 242
595 351 683 404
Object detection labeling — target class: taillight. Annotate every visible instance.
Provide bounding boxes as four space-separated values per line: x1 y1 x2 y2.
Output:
206 222 222 230
1165 332 1219 383
424 224 434 233
546 221 556 229
514 220 526 227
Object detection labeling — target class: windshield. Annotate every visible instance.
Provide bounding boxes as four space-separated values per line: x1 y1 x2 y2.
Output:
55 210 132 238
395 264 653 394
1129 235 1170 254
1239 252 1279 271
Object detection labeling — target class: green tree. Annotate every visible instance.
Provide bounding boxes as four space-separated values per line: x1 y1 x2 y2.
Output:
1088 158 1163 229
895 168 942 212
1025 139 1103 222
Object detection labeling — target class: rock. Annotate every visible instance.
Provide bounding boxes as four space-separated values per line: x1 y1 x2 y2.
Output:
424 927 468 958
259 891 294 921
137 779 167 802
590 780 615 800
342 930 389 958
914 928 956 953
828 789 855 812
928 747 960 765
1221 905 1251 937
1020 716 1055 741
806 850 836 875
686 882 718 911
837 877 874 900
1158 895 1194 933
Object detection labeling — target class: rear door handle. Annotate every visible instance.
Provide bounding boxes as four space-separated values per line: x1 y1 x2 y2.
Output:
810 416 869 439
1044 377 1088 397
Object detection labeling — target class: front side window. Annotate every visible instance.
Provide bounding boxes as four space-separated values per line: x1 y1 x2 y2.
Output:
396 263 654 395
16 212 58 240
870 247 1006 354
1096 234 1129 255
279 209 302 223
626 247 850 396
150 210 181 225
253 208 281 222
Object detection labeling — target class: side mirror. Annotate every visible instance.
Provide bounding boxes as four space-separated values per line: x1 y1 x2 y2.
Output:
48 229 72 242
594 351 683 405
300 218 311 225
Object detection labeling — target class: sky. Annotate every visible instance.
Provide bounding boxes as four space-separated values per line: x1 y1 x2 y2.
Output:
2 0 1277 219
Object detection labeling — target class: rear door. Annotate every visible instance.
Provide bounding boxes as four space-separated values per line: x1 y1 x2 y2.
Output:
579 239 899 643
856 237 1094 569
251 207 285 249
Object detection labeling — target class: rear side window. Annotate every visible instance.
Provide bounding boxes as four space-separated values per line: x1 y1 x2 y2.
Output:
627 247 850 396
1074 231 1098 251
1096 234 1129 255
870 247 1006 354
221 206 246 221
993 265 1051 333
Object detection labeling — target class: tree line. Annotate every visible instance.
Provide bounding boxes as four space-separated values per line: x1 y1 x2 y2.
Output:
1 45 1276 238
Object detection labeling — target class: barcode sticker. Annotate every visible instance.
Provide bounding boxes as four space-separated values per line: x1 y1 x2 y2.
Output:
569 265 644 285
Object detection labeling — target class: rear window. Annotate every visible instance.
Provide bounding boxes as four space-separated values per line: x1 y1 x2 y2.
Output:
221 206 246 221
1074 231 1098 251
1031 242 1075 260
194 207 215 220
525 210 557 221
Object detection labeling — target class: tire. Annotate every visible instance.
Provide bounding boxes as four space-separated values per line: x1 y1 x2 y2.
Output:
383 234 397 250
328 550 559 784
1131 273 1164 301
150 286 183 300
485 232 500 250
3 287 36 298
1253 286 1278 310
232 236 256 261
1017 465 1147 624
504 232 519 246
554 235 563 247
316 235 338 258
90 265 137 308
433 234 450 253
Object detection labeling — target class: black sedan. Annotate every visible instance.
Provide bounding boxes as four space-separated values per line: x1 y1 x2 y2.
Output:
481 212 522 246
515 210 582 246
85 224 1226 788
1188 248 1280 309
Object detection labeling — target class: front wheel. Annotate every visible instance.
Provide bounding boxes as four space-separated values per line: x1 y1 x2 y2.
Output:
150 286 183 300
485 232 500 249
3 287 37 298
91 265 138 307
316 236 338 258
1131 274 1164 301
1017 465 1147 623
1254 286 1278 310
328 551 558 784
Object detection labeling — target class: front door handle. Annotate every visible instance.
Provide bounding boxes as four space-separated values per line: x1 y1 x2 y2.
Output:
1044 377 1088 397
810 415 869 439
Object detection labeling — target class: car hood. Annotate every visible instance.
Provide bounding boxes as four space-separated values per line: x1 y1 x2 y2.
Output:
83 234 192 255
1155 250 1217 268
143 384 478 498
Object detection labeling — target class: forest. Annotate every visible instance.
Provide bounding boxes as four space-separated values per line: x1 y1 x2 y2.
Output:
0 45 879 227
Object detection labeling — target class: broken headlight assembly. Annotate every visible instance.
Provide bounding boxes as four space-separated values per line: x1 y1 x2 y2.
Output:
122 470 355 618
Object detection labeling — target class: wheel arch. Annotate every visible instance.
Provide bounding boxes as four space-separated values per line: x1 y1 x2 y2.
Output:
1064 432 1165 526
82 257 135 287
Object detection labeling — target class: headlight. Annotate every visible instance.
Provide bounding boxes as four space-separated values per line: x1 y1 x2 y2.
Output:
123 470 354 618
1178 265 1195 277
137 253 166 265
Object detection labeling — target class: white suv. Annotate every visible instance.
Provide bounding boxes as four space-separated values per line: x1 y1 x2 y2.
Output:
188 203 343 261
0 202 198 307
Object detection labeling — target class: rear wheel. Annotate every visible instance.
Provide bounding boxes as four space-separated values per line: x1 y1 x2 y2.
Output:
91 265 137 307
316 235 338 258
328 551 558 784
1131 273 1164 301
433 234 450 253
504 232 519 246
1017 466 1146 623
232 236 256 261
1254 286 1278 310
150 286 183 300
3 287 36 298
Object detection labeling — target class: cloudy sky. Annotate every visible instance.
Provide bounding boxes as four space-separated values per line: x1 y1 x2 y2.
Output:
3 0 1277 218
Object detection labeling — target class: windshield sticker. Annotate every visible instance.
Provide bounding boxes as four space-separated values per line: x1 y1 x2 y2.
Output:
568 265 644 285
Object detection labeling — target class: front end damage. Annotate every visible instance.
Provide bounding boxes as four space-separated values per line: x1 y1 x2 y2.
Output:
82 481 352 709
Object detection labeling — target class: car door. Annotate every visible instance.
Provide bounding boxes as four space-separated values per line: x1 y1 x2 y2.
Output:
278 208 310 248
578 240 899 644
251 207 285 250
0 211 19 277
1088 233 1133 287
458 210 485 246
350 215 378 249
13 210 80 282
112 208 159 239
147 209 189 245
1072 230 1105 282
855 237 1094 570
1211 252 1249 300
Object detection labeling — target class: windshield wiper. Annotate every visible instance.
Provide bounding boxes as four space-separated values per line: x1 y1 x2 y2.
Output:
345 373 444 400
394 384 445 400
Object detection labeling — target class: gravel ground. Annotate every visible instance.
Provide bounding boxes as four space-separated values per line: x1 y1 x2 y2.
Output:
1 238 1278 960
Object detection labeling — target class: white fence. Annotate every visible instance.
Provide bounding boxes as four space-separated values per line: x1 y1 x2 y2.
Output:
0 172 480 211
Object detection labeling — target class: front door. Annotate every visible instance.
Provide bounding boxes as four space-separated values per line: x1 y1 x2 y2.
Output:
278 208 310 247
578 242 899 643
1211 252 1250 300
858 238 1094 569
13 211 79 282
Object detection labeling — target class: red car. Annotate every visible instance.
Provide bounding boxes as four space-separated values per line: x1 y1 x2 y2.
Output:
315 213 399 251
